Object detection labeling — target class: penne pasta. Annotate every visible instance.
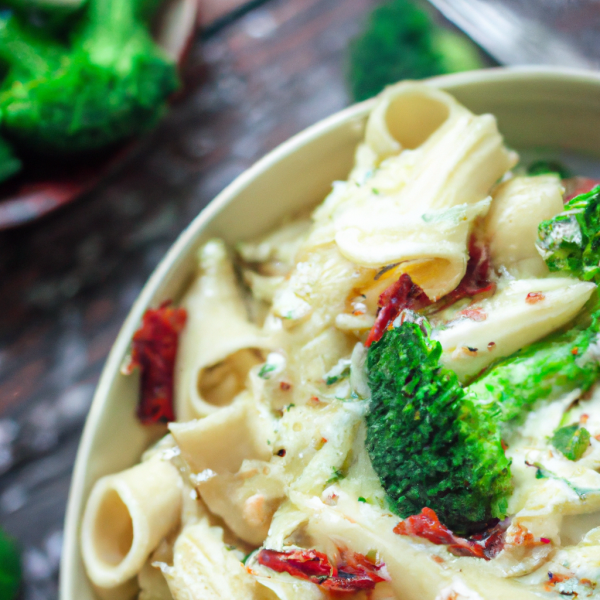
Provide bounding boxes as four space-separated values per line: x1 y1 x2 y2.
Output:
432 277 595 381
81 459 183 589
169 394 272 475
163 519 269 600
484 175 565 278
311 82 517 300
174 240 273 421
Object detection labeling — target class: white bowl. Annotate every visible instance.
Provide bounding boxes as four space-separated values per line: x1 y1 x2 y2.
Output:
60 67 600 600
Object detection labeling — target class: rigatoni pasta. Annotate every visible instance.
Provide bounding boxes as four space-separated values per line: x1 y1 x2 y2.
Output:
82 82 600 600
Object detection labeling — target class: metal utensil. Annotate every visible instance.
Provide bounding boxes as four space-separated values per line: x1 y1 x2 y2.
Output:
428 0 599 69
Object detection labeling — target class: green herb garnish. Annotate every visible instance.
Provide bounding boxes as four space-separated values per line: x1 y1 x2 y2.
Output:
552 424 591 461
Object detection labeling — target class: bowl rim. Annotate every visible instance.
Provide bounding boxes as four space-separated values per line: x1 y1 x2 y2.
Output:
59 65 600 600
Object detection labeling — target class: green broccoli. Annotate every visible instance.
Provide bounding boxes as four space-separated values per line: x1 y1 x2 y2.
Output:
527 159 572 179
366 312 600 534
348 0 484 102
0 136 21 183
0 527 20 600
0 0 178 155
366 319 511 534
552 424 591 461
537 185 600 283
467 314 600 427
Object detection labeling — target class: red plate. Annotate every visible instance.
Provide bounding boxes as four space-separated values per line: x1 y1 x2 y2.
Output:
0 0 202 230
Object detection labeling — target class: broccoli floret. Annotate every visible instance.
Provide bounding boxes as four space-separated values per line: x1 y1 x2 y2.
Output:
552 424 591 461
366 319 511 534
527 159 572 179
0 527 20 600
537 186 600 282
348 0 484 101
0 0 178 155
366 312 600 534
0 136 21 183
467 314 600 426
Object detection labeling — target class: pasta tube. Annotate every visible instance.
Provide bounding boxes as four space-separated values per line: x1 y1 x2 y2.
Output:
312 83 517 300
163 519 268 600
175 239 272 420
169 395 272 475
432 277 595 381
484 175 564 278
81 459 183 589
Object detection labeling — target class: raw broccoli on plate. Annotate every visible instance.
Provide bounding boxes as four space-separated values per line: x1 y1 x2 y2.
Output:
0 0 178 156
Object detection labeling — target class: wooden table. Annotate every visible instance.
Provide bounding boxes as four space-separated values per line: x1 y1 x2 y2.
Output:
0 0 377 597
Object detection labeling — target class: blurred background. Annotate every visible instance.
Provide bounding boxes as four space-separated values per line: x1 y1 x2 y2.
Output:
0 0 597 598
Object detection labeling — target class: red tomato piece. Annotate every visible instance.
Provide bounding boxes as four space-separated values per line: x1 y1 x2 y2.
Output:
256 548 387 592
563 177 600 202
444 238 495 306
126 301 187 424
365 273 431 346
394 508 505 560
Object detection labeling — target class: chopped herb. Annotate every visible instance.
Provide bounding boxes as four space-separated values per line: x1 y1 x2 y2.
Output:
358 496 367 503
551 424 591 461
259 353 287 379
324 358 352 386
285 403 296 412
326 467 346 486
527 462 598 499
259 364 276 379
372 188 380 195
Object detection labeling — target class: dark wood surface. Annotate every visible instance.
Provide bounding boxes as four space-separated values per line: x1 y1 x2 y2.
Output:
0 0 377 598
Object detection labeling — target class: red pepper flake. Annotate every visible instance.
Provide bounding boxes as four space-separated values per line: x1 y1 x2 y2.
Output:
459 308 487 322
540 537 551 544
487 341 496 351
393 508 506 560
526 292 545 305
545 572 571 591
321 437 328 444
277 449 287 457
280 381 291 391
572 347 579 356
126 301 187 424
256 548 387 592
309 396 321 405
365 273 431 346
580 414 589 425
501 440 509 451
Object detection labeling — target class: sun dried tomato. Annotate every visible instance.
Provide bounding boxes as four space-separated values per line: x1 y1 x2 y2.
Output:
256 548 387 592
563 177 600 202
126 301 187 424
365 273 431 346
444 237 495 307
393 507 505 560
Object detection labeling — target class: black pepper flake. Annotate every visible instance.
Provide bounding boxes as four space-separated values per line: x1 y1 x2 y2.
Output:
277 449 286 457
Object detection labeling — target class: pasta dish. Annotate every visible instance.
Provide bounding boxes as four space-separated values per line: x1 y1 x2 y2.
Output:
80 82 600 600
